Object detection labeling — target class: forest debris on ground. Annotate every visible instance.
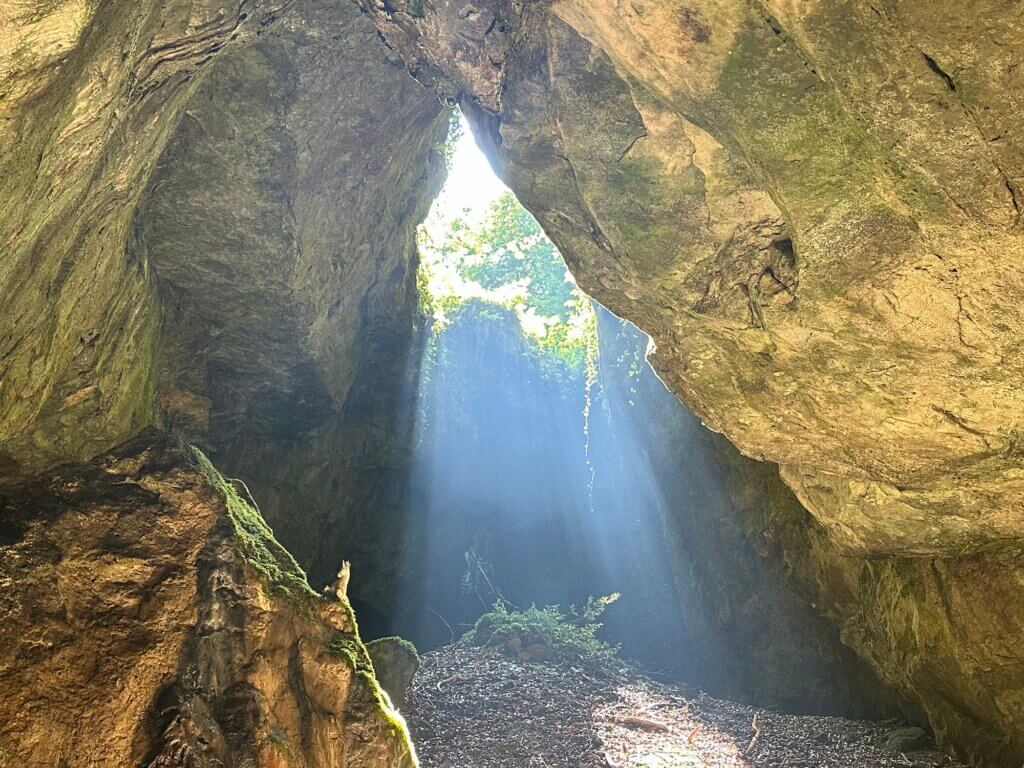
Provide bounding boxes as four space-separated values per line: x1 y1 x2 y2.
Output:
404 645 968 768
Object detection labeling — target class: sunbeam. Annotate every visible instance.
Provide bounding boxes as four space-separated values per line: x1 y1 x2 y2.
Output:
384 111 689 675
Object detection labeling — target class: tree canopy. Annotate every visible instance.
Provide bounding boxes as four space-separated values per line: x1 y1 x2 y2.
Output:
418 191 596 370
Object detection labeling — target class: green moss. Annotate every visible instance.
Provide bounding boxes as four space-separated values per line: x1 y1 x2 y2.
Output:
190 450 413 746
370 635 419 661
266 728 294 759
329 629 413 742
711 16 936 282
191 447 318 612
328 632 373 672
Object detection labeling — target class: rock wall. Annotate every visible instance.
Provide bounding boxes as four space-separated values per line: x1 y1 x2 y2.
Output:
6 0 1024 764
133 0 447 592
0 429 414 768
141 0 446 458
714 443 1024 767
1 2 445 763
0 0 292 469
0 0 448 592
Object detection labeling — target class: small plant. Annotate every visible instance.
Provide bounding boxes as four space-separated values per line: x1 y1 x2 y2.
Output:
461 594 621 667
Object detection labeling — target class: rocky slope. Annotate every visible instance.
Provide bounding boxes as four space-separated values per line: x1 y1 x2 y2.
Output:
0 429 413 768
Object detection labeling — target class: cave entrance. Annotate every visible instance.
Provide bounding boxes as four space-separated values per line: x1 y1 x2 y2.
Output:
364 110 693 678
349 110 933 768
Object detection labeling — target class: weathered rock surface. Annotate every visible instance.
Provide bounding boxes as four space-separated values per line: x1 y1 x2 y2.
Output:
367 636 420 712
142 0 446 457
683 426 1024 767
134 0 448 602
360 0 1024 559
1 4 443 761
0 0 448 609
0 0 291 469
0 428 414 768
6 1 1024 765
353 3 1024 762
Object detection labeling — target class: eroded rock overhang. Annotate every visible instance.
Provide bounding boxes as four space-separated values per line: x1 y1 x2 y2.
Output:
358 0 1024 559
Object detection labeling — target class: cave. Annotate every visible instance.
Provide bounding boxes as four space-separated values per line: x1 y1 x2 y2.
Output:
2 2 1024 767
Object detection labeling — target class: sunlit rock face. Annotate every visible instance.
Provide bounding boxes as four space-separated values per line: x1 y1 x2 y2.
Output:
0 429 413 768
360 0 1024 559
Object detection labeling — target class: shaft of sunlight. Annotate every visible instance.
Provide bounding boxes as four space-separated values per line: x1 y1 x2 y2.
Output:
390 109 689 676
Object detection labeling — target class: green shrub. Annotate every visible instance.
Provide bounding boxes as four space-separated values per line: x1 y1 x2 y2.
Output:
461 594 621 666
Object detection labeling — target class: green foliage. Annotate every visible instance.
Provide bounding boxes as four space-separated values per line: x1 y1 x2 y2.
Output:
433 110 464 170
461 594 622 667
329 631 375 674
448 193 575 320
418 190 597 369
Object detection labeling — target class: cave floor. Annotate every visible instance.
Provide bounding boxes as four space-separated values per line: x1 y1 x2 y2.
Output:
403 646 967 768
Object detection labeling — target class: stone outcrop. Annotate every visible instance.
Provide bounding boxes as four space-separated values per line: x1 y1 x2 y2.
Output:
1 2 444 762
0 429 414 768
367 637 420 712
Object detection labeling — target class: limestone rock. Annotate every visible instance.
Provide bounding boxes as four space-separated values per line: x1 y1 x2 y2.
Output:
367 636 420 711
0 428 413 768
0 0 291 469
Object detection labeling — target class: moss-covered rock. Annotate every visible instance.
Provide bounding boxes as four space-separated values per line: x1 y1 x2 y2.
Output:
367 637 420 711
0 428 413 768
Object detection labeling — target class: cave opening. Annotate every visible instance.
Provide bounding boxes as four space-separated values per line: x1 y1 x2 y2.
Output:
353 110 696 678
342 111 917 767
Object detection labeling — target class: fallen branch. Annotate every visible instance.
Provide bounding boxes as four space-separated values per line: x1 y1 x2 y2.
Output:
426 606 455 644
614 715 671 733
745 713 762 756
436 673 469 692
